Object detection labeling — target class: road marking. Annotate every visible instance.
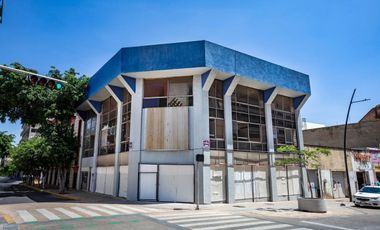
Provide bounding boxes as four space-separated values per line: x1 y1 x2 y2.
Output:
291 228 313 230
151 211 216 218
16 210 37 223
100 204 134 214
71 207 101 217
2 214 15 224
116 205 147 213
192 221 274 230
170 215 246 224
36 209 60 220
139 207 160 213
158 213 230 221
55 208 82 218
241 224 291 230
86 206 119 215
180 218 263 227
301 221 354 230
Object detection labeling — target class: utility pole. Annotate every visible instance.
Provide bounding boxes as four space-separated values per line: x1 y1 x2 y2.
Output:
343 88 370 202
0 0 4 24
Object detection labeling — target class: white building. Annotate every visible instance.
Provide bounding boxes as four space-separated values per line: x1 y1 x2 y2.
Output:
75 41 311 203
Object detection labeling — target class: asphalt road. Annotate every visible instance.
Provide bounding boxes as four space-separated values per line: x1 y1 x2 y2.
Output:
1 176 380 230
0 177 68 203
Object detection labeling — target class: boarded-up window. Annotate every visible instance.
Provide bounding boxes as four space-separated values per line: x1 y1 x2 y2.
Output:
144 107 188 150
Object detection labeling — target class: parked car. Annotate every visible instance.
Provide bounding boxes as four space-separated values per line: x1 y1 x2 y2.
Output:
353 186 380 207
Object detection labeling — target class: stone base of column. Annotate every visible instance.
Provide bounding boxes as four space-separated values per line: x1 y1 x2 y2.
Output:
268 166 278 202
90 168 97 193
126 150 140 201
225 165 235 203
300 166 310 198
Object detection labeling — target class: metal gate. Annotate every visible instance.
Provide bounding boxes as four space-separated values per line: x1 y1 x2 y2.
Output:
234 165 269 201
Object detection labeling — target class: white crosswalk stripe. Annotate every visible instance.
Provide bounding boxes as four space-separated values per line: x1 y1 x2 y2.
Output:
240 224 291 230
86 206 119 215
150 212 315 230
54 208 82 218
16 210 37 223
116 205 148 213
100 204 134 214
36 209 60 220
169 215 246 224
191 221 275 230
156 213 230 221
13 204 171 223
71 207 101 217
182 218 268 228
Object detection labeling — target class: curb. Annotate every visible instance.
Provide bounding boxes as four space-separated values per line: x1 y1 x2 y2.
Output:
21 184 80 201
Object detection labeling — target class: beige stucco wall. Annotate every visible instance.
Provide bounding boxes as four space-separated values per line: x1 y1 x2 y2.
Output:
305 146 354 171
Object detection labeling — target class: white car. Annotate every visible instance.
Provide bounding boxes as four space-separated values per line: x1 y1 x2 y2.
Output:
353 186 380 207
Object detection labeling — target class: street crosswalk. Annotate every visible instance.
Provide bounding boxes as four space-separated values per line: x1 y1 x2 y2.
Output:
13 204 164 224
12 205 316 229
149 211 314 230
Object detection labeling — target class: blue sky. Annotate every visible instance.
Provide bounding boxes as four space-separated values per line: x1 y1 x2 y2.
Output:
1 0 379 143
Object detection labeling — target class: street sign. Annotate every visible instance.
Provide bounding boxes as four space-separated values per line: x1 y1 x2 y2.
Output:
196 154 204 162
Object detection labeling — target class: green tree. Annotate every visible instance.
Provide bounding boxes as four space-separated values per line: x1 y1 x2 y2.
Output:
0 131 14 167
276 145 330 198
10 137 51 186
0 63 88 192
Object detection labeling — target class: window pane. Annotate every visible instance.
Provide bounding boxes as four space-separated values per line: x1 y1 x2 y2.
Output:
249 124 261 142
168 77 192 96
209 119 215 138
238 123 249 140
215 119 224 139
144 79 167 97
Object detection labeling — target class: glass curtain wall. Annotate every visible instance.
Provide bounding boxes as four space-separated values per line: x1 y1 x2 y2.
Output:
121 89 132 152
83 110 96 158
272 95 297 147
232 85 267 152
99 97 117 155
209 80 225 150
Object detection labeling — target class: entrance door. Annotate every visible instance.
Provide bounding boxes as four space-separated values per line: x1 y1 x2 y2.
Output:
139 164 157 200
211 165 225 202
357 172 366 189
158 165 194 203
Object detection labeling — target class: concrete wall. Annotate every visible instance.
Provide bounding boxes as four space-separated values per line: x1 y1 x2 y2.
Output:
303 120 380 149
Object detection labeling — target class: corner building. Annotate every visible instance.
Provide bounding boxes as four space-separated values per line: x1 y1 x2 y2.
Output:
75 41 311 203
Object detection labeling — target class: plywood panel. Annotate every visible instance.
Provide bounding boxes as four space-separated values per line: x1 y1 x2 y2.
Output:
119 166 128 197
158 165 194 202
144 107 188 150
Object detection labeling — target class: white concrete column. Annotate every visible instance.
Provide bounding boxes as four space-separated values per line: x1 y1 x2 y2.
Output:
88 101 101 193
193 73 214 204
76 116 85 190
121 78 143 201
294 95 310 198
264 87 279 201
223 76 239 204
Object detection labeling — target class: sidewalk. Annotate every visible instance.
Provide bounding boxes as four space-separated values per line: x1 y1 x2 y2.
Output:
20 185 372 219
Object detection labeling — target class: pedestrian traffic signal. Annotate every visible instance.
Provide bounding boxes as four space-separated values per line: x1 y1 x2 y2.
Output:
28 75 64 90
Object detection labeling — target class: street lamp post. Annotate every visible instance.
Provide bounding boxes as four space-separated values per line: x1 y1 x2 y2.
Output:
343 88 370 202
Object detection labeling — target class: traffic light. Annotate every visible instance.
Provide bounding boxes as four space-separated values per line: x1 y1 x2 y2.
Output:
28 75 64 90
0 0 4 24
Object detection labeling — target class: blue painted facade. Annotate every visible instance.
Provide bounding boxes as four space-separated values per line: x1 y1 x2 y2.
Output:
87 41 310 99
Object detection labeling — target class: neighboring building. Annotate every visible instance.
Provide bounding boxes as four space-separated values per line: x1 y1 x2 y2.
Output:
302 118 325 130
75 41 311 203
303 105 380 199
20 124 39 141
